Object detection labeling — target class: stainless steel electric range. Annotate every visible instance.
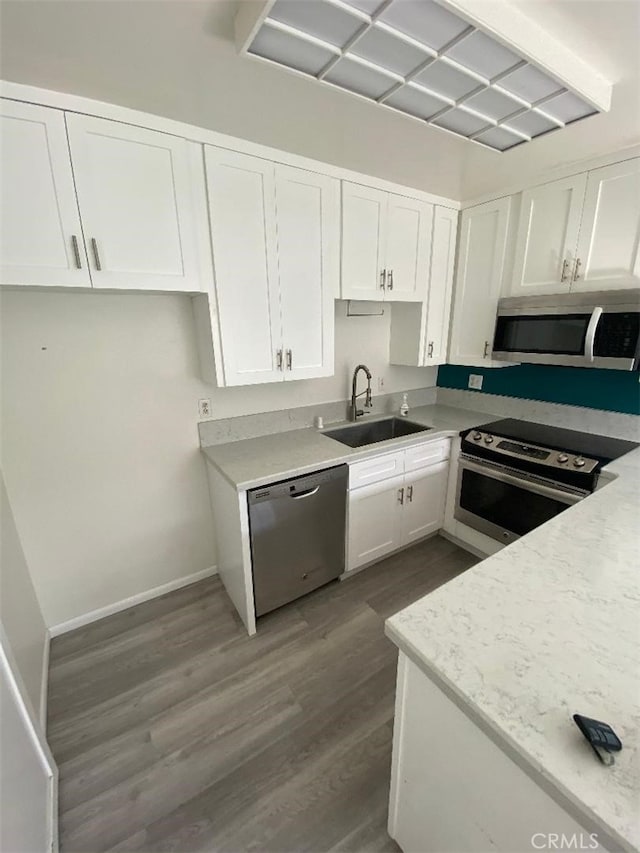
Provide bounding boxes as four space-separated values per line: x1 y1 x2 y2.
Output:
455 418 638 545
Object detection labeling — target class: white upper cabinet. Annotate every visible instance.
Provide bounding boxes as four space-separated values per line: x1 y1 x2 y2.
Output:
341 182 432 302
509 158 640 295
66 114 201 291
274 165 338 381
204 148 282 386
423 207 458 365
341 183 387 301
449 197 511 366
0 100 90 287
385 194 433 302
510 174 586 296
388 206 458 368
204 147 339 386
573 159 640 290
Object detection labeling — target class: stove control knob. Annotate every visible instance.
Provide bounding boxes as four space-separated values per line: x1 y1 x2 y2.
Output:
473 431 482 441
573 457 586 468
557 454 569 464
484 435 494 445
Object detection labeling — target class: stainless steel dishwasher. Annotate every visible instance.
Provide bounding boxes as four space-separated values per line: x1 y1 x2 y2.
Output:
248 464 348 617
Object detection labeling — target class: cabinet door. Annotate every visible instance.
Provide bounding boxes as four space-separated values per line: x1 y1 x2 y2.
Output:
424 207 458 364
510 175 586 296
401 462 448 546
0 100 90 287
449 197 511 366
384 194 433 302
204 147 283 386
275 166 339 381
347 476 404 572
66 114 200 291
341 182 387 300
573 159 640 291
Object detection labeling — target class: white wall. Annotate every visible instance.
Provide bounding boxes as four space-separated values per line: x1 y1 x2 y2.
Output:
0 473 47 719
1 291 436 628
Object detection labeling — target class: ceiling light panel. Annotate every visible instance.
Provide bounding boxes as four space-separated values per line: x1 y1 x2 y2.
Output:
246 0 602 151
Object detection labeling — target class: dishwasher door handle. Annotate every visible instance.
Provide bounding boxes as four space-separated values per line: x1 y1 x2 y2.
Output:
290 486 320 500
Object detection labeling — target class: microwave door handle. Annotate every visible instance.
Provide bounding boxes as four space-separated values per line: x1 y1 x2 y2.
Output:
584 307 603 363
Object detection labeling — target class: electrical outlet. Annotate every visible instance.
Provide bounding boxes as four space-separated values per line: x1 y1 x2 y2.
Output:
198 398 211 418
468 374 483 390
377 376 385 391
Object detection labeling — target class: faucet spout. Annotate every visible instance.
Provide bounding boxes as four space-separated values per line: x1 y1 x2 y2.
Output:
349 364 373 421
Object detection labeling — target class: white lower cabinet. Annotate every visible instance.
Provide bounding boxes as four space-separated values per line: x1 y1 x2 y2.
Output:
401 461 448 545
348 474 405 571
347 440 450 573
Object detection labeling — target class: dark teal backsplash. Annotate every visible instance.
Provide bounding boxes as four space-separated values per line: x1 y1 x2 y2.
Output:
437 364 640 416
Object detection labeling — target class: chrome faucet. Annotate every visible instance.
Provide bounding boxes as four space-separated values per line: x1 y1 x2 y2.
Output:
349 364 373 421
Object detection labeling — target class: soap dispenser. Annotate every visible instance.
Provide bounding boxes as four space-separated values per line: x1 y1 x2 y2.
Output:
400 393 409 417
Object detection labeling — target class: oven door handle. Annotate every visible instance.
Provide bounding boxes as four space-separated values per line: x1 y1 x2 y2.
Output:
584 307 603 363
459 457 586 505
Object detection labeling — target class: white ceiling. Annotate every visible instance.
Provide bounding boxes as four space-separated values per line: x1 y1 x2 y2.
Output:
0 0 638 201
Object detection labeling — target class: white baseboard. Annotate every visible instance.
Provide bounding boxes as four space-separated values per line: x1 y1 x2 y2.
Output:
48 565 218 638
39 631 50 731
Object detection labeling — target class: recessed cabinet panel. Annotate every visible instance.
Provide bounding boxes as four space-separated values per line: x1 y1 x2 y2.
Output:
347 475 405 571
0 100 90 287
449 197 511 366
385 194 433 302
66 114 200 291
510 175 587 295
341 182 387 300
275 166 339 381
401 462 448 545
205 148 282 386
574 159 640 290
424 207 457 364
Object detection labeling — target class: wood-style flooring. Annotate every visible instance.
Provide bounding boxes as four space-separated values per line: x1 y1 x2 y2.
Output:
47 534 478 853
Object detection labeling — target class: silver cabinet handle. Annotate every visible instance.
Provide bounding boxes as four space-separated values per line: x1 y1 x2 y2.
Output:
560 258 570 282
71 235 82 269
380 269 386 290
397 487 404 505
573 258 582 281
276 349 283 371
584 307 603 363
387 269 394 291
90 238 102 271
427 341 434 358
483 341 489 358
407 485 413 503
286 349 292 370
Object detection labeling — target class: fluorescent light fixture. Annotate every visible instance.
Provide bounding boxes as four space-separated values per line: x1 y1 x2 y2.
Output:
240 0 604 151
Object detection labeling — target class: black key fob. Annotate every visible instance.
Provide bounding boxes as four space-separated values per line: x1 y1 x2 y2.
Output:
573 714 622 765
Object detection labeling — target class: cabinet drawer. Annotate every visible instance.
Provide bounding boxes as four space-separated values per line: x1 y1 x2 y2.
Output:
404 439 450 473
349 451 405 489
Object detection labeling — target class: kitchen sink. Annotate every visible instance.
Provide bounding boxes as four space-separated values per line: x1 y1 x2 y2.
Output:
324 417 432 448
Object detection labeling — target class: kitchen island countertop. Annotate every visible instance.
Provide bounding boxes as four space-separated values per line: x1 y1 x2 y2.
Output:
386 444 640 852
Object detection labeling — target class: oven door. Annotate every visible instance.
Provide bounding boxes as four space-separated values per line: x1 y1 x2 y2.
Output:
455 456 587 545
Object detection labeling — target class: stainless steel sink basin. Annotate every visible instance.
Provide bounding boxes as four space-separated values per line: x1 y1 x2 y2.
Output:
324 417 432 448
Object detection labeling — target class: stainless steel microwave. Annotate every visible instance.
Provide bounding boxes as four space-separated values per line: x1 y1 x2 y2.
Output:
492 289 640 370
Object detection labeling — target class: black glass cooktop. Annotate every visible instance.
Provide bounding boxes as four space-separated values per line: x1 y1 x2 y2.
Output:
471 418 638 465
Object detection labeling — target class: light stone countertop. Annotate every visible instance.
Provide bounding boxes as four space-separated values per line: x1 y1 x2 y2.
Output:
201 403 488 491
386 446 640 852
